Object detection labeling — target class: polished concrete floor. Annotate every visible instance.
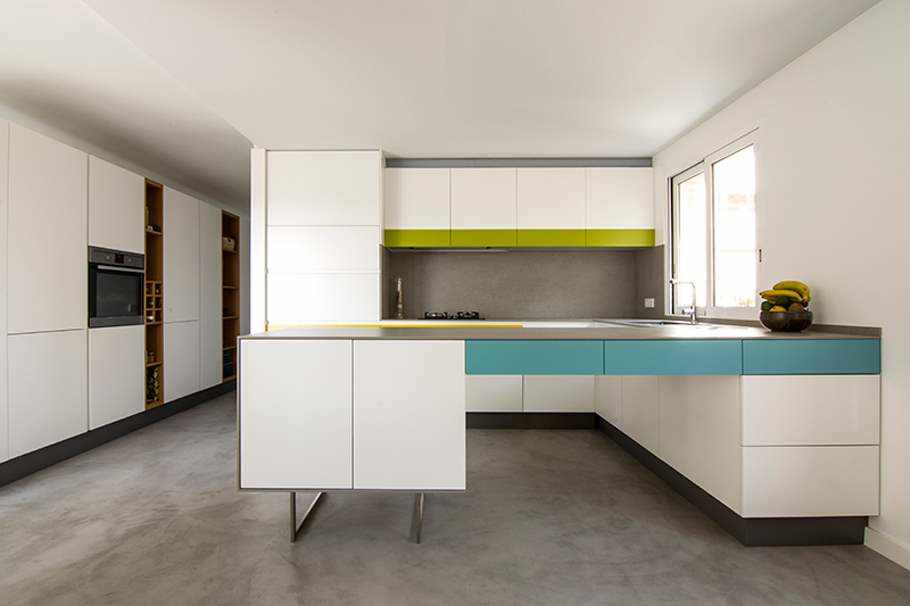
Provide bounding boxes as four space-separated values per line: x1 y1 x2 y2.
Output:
1 392 909 605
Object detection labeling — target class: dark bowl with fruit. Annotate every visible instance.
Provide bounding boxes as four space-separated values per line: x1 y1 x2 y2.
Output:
760 309 813 332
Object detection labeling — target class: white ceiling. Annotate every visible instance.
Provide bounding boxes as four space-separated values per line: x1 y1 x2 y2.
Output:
0 1 251 211
85 0 877 160
1 1 879 213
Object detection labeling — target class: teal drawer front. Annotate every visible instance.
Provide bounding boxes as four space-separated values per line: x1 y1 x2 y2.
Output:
465 340 603 375
602 340 743 375
742 339 880 375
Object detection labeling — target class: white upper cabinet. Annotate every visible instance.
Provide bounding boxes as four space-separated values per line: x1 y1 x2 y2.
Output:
7 124 87 334
199 202 222 390
517 168 586 229
88 156 145 253
383 168 450 229
586 167 654 229
164 187 200 322
267 150 381 226
451 168 517 229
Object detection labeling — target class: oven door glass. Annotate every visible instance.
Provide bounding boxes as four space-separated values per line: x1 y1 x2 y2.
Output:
90 265 144 326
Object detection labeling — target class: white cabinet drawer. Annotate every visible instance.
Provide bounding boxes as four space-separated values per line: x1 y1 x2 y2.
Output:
240 339 353 489
267 150 381 226
742 445 879 517
267 226 380 273
383 168 450 229
267 274 380 324
594 375 621 425
620 376 660 452
523 375 594 412
466 375 522 412
586 167 654 229
742 375 880 446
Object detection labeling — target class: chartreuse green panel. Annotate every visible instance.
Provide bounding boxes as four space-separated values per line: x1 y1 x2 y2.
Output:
586 229 655 248
450 229 517 247
742 339 880 375
383 229 450 248
515 229 587 247
466 340 604 375
602 340 743 375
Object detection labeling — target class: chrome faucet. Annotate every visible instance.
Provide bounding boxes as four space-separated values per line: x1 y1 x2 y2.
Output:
670 279 698 325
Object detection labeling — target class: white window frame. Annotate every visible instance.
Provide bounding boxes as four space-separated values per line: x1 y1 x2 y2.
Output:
669 131 759 320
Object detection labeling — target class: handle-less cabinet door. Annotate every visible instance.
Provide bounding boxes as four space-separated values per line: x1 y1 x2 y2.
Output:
383 168 450 247
88 156 145 253
516 168 586 246
164 321 200 402
451 168 517 247
586 167 654 247
89 325 144 429
523 376 595 412
620 376 660 453
164 188 200 322
240 339 353 489
199 202 222 390
267 150 381 226
0 121 8 462
8 124 87 334
465 375 522 412
9 330 87 457
354 340 465 490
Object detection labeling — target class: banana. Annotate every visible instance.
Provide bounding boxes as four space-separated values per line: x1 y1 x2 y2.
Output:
773 280 811 302
760 289 803 303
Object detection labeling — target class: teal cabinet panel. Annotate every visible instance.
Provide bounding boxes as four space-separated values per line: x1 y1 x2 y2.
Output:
465 340 603 375
602 340 743 375
742 339 880 375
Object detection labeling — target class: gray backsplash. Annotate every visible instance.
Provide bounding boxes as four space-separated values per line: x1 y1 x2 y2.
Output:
383 245 667 319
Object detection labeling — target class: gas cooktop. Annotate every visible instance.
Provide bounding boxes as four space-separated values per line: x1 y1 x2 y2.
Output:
423 311 485 321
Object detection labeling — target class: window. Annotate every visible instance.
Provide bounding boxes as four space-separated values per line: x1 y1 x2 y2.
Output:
670 133 757 316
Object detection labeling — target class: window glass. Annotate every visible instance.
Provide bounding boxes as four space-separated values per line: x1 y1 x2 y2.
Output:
673 172 707 311
712 145 756 308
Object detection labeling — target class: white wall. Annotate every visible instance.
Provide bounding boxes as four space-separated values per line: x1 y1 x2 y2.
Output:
653 0 910 568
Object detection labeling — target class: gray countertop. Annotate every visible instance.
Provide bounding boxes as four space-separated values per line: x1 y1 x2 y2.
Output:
241 321 878 341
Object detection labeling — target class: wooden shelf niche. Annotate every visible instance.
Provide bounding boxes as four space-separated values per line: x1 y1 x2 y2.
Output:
222 211 240 382
145 180 164 408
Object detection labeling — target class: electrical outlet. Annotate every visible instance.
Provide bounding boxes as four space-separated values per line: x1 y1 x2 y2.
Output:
644 298 655 309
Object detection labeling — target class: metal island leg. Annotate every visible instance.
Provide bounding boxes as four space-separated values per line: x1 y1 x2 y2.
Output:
410 492 425 544
290 491 324 543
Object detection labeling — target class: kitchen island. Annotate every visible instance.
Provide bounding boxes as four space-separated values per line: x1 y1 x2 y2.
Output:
238 322 881 546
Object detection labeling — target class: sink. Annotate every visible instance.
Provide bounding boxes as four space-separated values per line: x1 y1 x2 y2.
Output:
521 321 596 328
595 319 719 329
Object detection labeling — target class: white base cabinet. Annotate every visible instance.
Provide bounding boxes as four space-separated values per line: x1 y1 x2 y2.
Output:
353 340 465 490
164 321 200 403
594 376 621 425
465 375 522 412
88 326 144 429
523 376 594 412
240 339 353 489
8 330 87 458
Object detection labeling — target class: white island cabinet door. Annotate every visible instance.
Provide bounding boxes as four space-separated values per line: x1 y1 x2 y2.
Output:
240 339 353 490
89 325 144 429
354 340 465 490
88 155 145 253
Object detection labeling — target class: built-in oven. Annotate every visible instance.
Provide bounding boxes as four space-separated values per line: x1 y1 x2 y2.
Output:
88 246 145 327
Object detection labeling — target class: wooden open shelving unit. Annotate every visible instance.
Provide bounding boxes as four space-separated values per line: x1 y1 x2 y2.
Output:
145 180 165 409
222 211 240 382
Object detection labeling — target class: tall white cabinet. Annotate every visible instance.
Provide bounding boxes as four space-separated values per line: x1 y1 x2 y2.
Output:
7 124 87 334
88 326 144 429
263 150 382 325
0 121 8 462
164 321 200 403
199 202 222 390
164 187 201 322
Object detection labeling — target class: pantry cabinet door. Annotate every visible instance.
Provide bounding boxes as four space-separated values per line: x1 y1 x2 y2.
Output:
164 188 200 322
89 325 144 429
88 155 145 253
8 124 87 333
199 202 222 390
164 320 200 402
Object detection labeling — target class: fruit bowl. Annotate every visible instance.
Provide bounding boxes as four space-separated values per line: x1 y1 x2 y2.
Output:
760 310 813 333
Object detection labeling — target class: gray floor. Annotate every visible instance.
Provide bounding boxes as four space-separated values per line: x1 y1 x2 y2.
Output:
1 393 909 605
